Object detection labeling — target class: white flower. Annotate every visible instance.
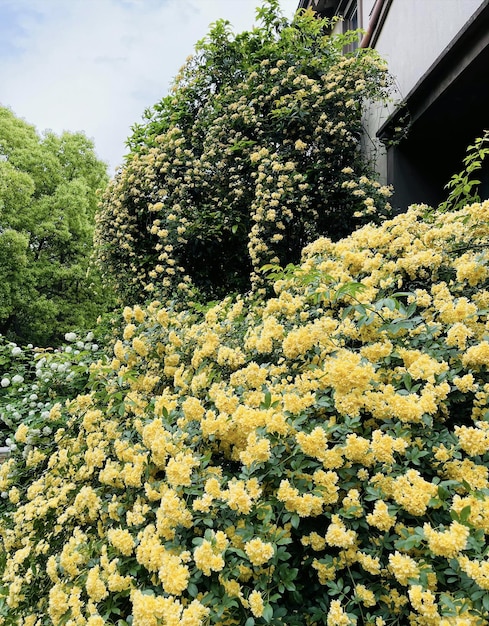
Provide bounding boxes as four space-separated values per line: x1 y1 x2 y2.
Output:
91 344 99 351
12 375 24 384
85 332 94 341
64 332 77 342
1 378 10 388
11 346 22 356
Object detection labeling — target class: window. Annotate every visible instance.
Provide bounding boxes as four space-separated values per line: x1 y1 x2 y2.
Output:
342 1 360 53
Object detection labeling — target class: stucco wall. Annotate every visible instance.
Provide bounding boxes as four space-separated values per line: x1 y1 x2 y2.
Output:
373 0 483 100
331 0 485 185
370 0 487 203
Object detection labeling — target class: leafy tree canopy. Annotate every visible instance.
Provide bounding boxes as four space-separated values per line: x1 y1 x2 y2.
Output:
0 106 109 346
95 0 393 304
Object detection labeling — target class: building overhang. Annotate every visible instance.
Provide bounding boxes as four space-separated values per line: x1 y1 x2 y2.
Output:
378 0 489 144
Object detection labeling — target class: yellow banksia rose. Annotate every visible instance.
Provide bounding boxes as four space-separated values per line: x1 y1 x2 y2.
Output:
244 537 274 566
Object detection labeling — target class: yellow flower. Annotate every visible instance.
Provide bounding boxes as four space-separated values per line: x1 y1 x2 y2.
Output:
244 537 274 566
86 565 108 602
312 559 336 583
194 539 225 576
393 470 437 516
248 590 265 617
158 551 190 595
326 599 352 626
462 341 489 369
408 584 439 619
355 584 376 607
366 500 396 531
240 432 271 466
388 551 420 586
132 337 149 357
423 521 469 558
123 323 137 340
107 528 135 556
325 515 357 548
48 584 69 624
166 452 199 487
14 423 29 443
455 425 489 456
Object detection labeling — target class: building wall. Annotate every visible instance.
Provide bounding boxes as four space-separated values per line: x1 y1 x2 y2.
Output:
301 0 489 207
373 0 482 101
330 0 484 190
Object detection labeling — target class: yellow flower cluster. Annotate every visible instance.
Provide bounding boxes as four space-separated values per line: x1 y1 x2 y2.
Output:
1 200 489 624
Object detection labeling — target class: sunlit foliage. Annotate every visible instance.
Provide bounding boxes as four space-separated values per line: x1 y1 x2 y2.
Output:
0 106 109 346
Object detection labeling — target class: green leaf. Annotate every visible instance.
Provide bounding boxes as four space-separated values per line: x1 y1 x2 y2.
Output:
290 513 300 529
262 604 274 623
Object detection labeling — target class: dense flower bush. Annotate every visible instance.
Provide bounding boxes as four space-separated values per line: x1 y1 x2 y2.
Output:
94 1 393 303
1 199 489 624
0 332 107 451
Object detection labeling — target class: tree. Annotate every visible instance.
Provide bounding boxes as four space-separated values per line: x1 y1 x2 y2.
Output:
0 106 109 346
95 0 393 304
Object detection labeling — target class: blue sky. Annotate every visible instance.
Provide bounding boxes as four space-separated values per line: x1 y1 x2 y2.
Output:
0 0 299 174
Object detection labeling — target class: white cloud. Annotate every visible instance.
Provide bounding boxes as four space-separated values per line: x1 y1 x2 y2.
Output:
0 0 299 174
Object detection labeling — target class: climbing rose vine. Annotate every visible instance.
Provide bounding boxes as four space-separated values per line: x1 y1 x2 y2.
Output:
94 1 392 304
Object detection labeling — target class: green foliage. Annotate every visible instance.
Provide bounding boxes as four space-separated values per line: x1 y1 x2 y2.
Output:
0 330 107 451
2 199 489 624
438 130 489 213
0 106 111 346
95 1 393 304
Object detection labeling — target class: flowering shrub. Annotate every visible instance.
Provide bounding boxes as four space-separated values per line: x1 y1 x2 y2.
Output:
95 0 393 303
1 199 489 624
0 332 106 453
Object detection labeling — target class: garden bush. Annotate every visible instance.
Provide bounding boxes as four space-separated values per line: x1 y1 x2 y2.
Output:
94 0 393 304
1 198 489 625
0 331 108 451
